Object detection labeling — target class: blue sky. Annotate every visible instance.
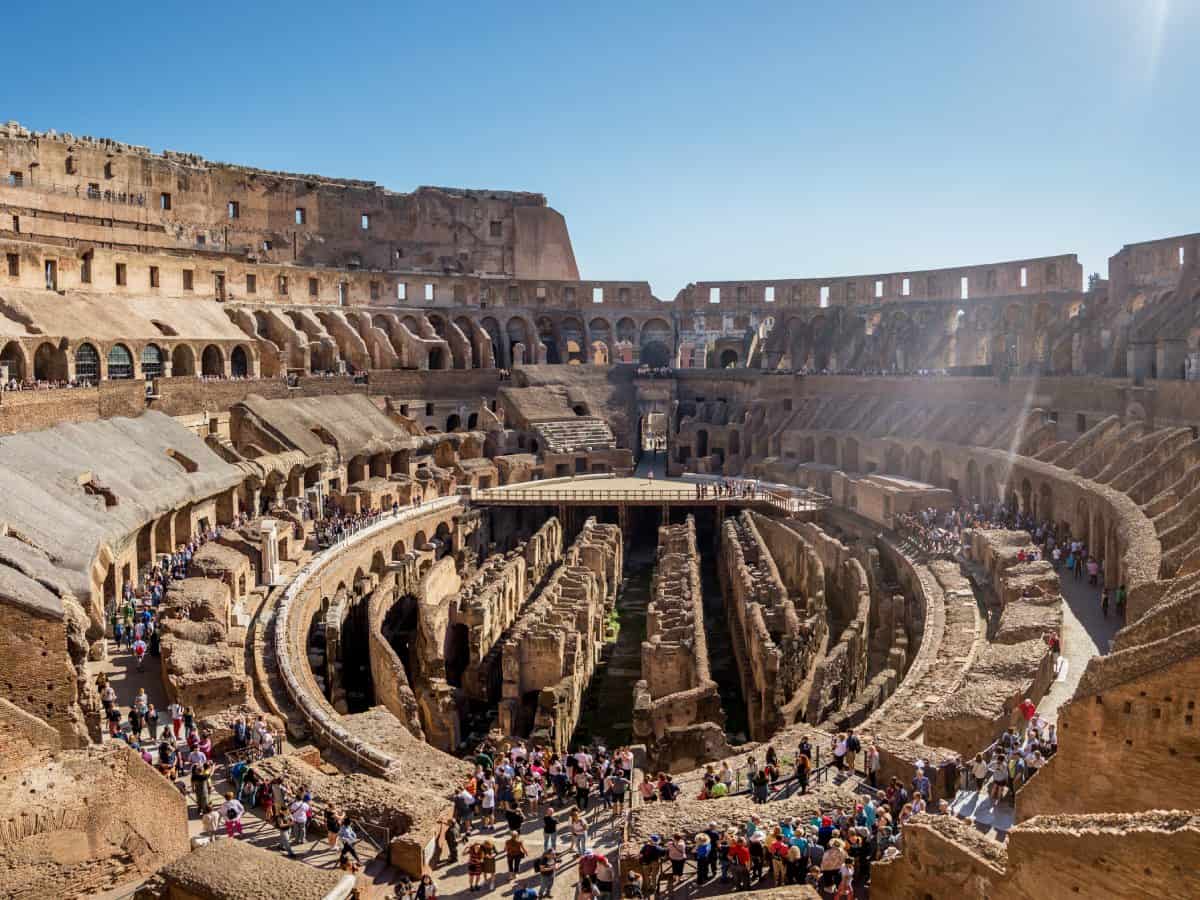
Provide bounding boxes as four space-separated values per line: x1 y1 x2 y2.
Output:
7 0 1195 298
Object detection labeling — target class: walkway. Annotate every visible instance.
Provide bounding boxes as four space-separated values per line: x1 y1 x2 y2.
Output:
1038 564 1121 723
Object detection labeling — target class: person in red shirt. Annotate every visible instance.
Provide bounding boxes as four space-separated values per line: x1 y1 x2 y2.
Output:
728 838 751 890
1019 697 1037 734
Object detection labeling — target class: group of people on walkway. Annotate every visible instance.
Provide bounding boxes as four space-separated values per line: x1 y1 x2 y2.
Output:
440 741 636 898
967 699 1059 803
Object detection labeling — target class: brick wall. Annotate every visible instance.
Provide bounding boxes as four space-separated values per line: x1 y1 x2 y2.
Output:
0 601 84 748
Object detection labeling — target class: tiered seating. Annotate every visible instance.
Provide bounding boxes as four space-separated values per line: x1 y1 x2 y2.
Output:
533 417 616 452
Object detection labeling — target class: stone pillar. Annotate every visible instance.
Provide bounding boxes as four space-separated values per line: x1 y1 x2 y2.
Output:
260 518 281 586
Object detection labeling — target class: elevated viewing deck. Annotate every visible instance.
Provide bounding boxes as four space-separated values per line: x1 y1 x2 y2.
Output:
470 474 828 516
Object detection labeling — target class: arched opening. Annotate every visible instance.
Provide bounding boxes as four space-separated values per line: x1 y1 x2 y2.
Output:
201 345 223 377
348 456 367 484
446 414 461 432
729 430 741 456
0 341 26 382
414 530 428 551
1038 482 1054 521
230 345 249 377
641 341 671 368
843 438 860 472
382 594 420 689
172 344 196 377
819 436 838 465
445 623 470 688
106 344 134 379
392 539 407 560
1020 478 1033 514
75 343 100 384
435 522 452 559
928 450 943 486
33 342 67 382
467 412 479 429
141 344 164 379
506 318 531 365
428 347 446 370
719 349 739 368
696 429 709 458
966 459 981 500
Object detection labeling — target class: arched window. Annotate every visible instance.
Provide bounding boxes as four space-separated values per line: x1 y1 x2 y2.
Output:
107 344 134 379
141 344 164 379
75 343 100 383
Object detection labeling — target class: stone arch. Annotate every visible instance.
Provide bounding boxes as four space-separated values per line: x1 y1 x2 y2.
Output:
1075 497 1090 545
506 317 532 364
392 539 408 560
453 316 479 367
1037 482 1054 521
446 413 462 432
0 340 27 382
201 344 224 377
696 429 709 458
907 446 926 481
141 343 165 379
230 344 250 377
428 347 447 370
75 342 100 383
641 340 671 367
414 530 428 551
481 317 504 367
719 348 739 368
33 341 67 382
106 343 134 379
640 317 672 359
590 341 610 364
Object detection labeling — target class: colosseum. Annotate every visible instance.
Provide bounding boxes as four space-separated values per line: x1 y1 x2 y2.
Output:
0 121 1198 900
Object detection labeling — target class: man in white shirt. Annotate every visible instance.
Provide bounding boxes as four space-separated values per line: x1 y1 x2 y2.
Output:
290 798 311 845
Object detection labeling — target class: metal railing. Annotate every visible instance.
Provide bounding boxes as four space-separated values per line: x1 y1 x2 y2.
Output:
470 485 828 511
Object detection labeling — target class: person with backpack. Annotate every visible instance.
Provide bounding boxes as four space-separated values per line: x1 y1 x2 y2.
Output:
845 731 862 772
220 791 245 838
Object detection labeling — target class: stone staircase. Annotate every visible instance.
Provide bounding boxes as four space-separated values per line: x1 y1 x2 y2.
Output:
533 417 616 452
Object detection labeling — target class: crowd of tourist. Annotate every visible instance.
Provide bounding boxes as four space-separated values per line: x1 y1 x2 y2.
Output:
966 700 1059 803
2 377 95 391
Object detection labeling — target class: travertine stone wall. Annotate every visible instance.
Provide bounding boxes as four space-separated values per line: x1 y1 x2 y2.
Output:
0 744 190 898
456 517 563 701
718 510 826 739
871 810 1200 899
632 515 729 770
159 576 249 714
498 517 622 750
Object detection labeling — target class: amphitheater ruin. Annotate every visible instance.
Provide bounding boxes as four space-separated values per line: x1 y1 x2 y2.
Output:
0 121 1198 899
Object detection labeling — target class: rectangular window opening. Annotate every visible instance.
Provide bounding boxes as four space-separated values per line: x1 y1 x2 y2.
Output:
819 286 830 308
960 276 969 300
709 287 720 304
370 280 380 300
361 213 370 230
1180 246 1186 267
901 277 911 297
489 220 502 237
115 262 127 286
874 280 883 298
592 287 604 304
44 259 57 291
295 207 306 225
227 200 239 219
1020 266 1028 288
309 277 318 298
183 269 194 291
424 283 434 302
149 265 160 288
6 253 18 277
246 273 256 294
160 192 172 211
278 275 288 295
397 282 407 301
8 171 23 187
765 286 775 303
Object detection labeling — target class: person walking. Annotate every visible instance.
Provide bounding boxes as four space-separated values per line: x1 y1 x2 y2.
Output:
570 810 589 856
505 831 528 877
536 849 556 898
338 820 361 865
